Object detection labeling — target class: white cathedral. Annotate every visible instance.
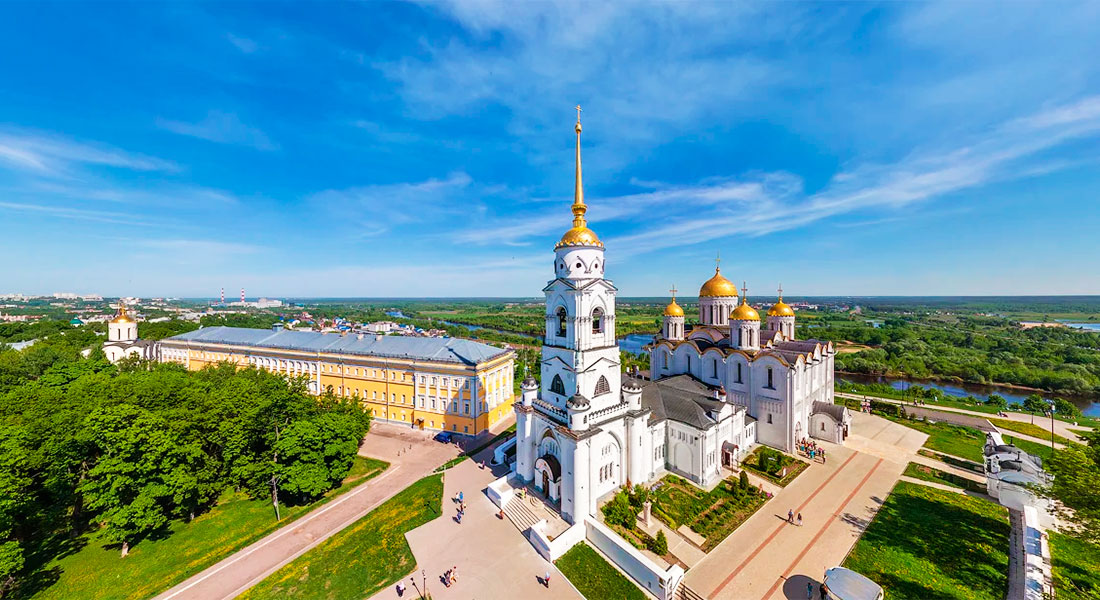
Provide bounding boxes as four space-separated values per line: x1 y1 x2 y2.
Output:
513 115 847 524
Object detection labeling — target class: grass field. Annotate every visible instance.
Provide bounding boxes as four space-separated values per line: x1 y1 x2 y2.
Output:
902 462 986 493
237 474 443 600
988 418 1075 445
27 456 390 600
1049 532 1100 599
555 543 645 600
884 415 988 462
844 482 1009 600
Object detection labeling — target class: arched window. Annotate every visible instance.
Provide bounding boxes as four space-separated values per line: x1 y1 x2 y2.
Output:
594 375 610 396
551 374 565 395
711 359 718 378
556 306 568 338
767 367 774 389
592 307 603 333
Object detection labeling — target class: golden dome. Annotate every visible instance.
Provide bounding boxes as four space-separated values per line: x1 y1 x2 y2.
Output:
664 298 684 317
699 267 738 298
110 303 135 324
732 299 760 321
768 300 795 317
557 225 603 248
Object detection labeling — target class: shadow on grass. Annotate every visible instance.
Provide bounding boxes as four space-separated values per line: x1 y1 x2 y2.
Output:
848 485 1009 600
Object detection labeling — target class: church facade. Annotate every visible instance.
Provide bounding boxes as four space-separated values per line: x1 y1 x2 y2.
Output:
102 303 157 363
513 114 842 524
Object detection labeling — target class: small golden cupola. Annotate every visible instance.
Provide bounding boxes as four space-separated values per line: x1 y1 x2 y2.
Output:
664 286 685 317
556 106 603 250
767 285 795 317
110 302 135 324
731 283 760 321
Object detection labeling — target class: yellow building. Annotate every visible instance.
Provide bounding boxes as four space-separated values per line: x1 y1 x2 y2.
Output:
159 325 515 436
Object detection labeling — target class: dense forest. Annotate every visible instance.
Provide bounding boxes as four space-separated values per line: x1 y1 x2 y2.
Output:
0 334 371 598
806 316 1100 396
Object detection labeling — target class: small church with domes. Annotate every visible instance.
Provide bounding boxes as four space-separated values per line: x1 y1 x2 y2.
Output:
512 113 848 524
102 302 157 363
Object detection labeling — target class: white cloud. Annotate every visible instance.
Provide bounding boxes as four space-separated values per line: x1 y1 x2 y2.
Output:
308 172 474 227
0 129 178 176
226 33 259 54
157 110 277 151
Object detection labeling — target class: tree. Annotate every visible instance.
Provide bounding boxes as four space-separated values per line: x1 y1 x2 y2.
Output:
984 394 1008 409
739 469 750 491
1053 397 1082 419
1043 443 1100 544
275 413 362 503
603 492 636 529
652 530 668 555
0 427 33 595
1023 394 1047 423
78 405 181 557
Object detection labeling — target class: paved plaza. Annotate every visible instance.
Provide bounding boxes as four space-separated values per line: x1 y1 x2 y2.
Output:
152 421 460 600
368 456 583 600
685 412 928 600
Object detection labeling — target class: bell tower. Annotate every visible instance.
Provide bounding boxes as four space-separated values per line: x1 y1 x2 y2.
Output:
542 107 621 424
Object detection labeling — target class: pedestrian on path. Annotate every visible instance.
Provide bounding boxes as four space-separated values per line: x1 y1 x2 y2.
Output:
452 565 458 584
797 513 803 527
545 570 551 588
807 581 814 599
788 509 794 524
820 583 828 599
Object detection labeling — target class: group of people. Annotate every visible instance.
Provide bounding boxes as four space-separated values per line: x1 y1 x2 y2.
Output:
444 565 459 587
787 509 803 527
453 490 466 524
797 439 826 464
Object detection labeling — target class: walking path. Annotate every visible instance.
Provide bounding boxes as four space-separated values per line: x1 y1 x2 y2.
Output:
685 412 927 600
152 422 460 600
836 392 1091 440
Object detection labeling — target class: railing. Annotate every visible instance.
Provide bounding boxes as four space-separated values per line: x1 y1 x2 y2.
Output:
533 399 568 423
589 400 628 421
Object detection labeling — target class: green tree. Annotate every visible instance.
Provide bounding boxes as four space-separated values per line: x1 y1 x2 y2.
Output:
739 469 750 491
0 426 33 594
1044 443 1100 544
1053 397 1082 419
78 405 182 557
985 394 1008 409
275 413 362 503
652 530 668 555
602 492 636 529
1023 394 1048 415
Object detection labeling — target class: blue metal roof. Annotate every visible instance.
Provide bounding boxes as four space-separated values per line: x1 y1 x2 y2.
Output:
165 326 510 366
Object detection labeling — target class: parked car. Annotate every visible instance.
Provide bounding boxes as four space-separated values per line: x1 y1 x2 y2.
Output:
435 432 453 443
823 567 884 600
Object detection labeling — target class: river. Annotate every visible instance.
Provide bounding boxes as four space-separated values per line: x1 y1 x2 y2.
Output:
839 373 1100 417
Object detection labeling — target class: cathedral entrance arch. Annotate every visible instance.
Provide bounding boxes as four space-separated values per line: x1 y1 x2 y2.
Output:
534 454 561 503
795 421 803 444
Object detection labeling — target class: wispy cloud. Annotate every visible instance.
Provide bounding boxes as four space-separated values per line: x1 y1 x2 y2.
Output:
157 110 277 151
0 200 155 226
136 238 264 254
226 33 259 54
308 172 474 229
0 129 178 176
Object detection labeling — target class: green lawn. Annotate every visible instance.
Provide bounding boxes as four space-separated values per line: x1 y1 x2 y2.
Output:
844 482 1009 600
651 475 766 551
555 543 646 600
902 462 986 493
1049 532 1100 599
238 474 443 600
27 456 390 600
988 418 1075 445
884 415 987 462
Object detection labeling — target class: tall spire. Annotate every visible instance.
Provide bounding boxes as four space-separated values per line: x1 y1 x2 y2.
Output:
777 283 783 301
572 104 586 228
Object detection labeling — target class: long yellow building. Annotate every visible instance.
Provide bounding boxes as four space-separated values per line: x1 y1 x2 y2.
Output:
159 325 515 436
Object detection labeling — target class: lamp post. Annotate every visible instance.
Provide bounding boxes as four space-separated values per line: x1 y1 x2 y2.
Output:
1047 399 1056 456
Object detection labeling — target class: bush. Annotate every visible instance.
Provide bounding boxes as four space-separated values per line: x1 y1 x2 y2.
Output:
739 470 750 490
602 492 637 529
985 394 1008 409
649 530 668 555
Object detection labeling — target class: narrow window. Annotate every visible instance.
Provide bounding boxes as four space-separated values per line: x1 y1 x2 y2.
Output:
592 307 603 333
767 367 774 389
594 375 610 396
737 362 742 383
556 306 568 338
551 374 565 395
767 413 773 424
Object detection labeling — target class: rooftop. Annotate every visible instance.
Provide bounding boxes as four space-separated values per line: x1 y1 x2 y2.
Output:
164 326 511 366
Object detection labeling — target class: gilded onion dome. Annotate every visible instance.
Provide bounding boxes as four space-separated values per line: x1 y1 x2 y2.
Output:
768 299 795 317
699 267 738 298
767 285 795 317
731 283 760 321
110 302 135 324
556 109 603 250
664 286 684 317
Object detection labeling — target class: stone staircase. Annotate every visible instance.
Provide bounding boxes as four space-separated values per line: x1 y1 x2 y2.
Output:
676 582 707 600
503 496 541 533
1006 508 1025 600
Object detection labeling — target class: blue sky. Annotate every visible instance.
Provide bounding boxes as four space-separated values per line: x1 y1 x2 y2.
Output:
2 2 1099 298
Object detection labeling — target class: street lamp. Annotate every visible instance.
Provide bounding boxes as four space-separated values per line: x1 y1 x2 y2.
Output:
1047 399 1056 456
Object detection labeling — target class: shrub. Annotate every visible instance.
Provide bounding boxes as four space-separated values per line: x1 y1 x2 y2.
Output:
739 470 750 490
603 492 637 529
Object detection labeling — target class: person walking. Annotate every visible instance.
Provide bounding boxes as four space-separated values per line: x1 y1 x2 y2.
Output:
797 513 803 527
807 581 814 599
451 565 458 584
788 509 794 523
544 570 551 588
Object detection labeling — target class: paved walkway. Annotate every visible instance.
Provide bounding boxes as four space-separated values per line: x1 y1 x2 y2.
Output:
367 449 582 600
152 422 459 600
837 392 1091 440
685 412 927 600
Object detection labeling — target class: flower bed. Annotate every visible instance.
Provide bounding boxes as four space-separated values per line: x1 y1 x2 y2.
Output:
650 475 767 552
742 447 809 487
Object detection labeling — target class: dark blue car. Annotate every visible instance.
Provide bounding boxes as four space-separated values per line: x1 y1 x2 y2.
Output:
435 432 453 443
